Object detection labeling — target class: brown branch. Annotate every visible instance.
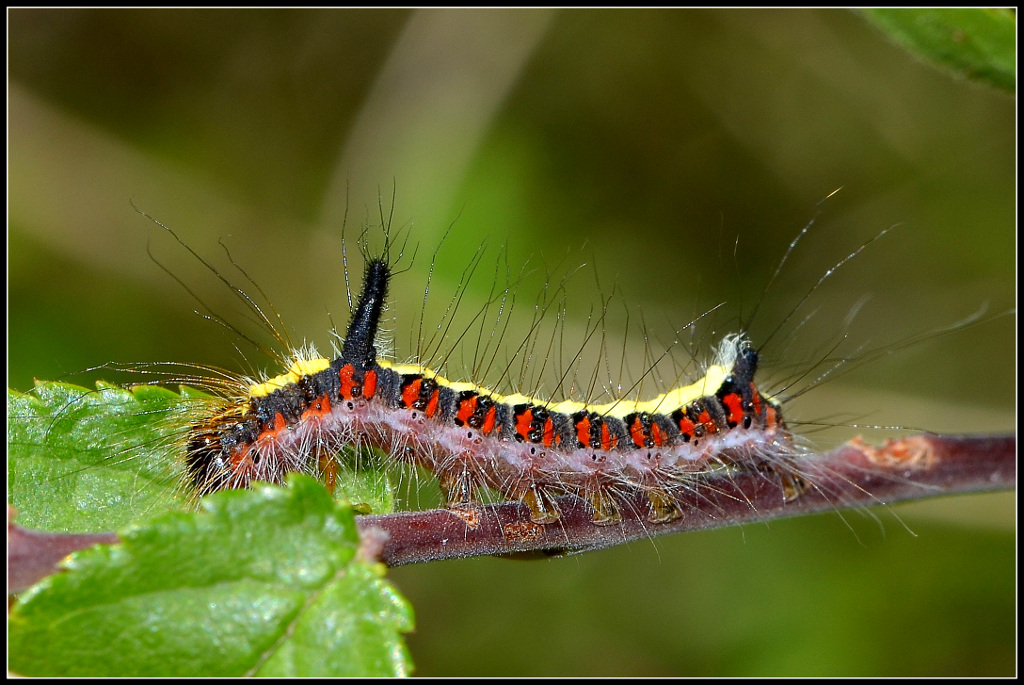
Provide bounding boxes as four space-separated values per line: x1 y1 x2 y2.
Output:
8 434 1016 591
7 506 119 594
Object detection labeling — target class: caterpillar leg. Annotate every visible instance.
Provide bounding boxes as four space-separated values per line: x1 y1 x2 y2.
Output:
438 467 480 509
520 484 561 524
780 471 808 502
318 450 339 495
646 488 683 523
587 487 622 526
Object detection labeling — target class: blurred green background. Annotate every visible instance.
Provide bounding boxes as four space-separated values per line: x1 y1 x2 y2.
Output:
9 9 1014 676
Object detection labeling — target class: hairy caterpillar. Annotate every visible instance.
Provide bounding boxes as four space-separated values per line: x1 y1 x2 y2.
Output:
9 201 1007 539
183 248 789 526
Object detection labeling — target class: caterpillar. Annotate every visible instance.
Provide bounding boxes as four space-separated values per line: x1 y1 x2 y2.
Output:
133 206 893 529
185 256 787 526
13 202 995 536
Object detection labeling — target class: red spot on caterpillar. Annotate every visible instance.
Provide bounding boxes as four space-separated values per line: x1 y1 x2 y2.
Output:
576 414 591 448
258 412 287 442
231 447 253 471
302 394 332 420
629 415 646 448
651 421 665 447
402 378 422 410
600 421 616 450
515 407 533 442
425 388 440 418
677 415 696 440
363 369 378 399
456 395 476 426
542 416 554 447
339 364 357 399
481 405 497 434
722 393 744 427
697 409 716 434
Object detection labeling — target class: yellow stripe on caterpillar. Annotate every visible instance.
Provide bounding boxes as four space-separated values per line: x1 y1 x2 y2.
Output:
248 357 331 398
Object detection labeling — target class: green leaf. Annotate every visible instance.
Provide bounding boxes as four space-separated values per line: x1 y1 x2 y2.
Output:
332 444 396 516
8 381 395 532
8 475 414 677
862 8 1016 92
8 382 196 531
